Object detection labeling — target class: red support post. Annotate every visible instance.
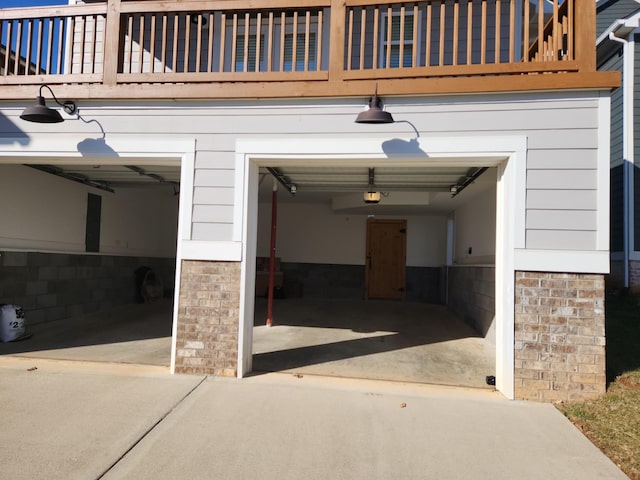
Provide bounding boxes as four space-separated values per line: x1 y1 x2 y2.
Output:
266 181 278 327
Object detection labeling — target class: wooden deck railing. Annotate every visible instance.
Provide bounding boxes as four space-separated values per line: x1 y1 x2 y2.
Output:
527 0 570 61
343 0 577 80
0 0 606 98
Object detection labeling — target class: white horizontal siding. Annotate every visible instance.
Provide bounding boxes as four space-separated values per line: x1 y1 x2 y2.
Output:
527 170 597 190
195 156 235 169
193 169 235 187
527 149 597 170
192 205 234 223
526 230 597 250
526 190 597 210
526 210 596 231
0 91 608 250
191 223 233 240
193 187 234 205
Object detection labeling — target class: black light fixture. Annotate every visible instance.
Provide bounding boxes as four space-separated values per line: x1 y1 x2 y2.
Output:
20 84 77 124
355 85 394 124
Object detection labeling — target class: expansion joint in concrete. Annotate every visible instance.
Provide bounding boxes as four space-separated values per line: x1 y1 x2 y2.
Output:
95 375 208 480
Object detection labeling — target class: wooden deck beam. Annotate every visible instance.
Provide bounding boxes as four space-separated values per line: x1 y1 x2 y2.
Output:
0 71 619 102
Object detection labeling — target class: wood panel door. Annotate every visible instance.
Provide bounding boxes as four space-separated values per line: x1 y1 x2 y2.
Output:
365 219 407 300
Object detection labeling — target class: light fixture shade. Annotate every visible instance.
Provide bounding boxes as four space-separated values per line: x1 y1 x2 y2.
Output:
364 191 381 203
355 92 395 124
20 96 64 123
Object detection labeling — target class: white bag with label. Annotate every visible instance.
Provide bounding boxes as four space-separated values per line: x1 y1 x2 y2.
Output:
0 305 26 342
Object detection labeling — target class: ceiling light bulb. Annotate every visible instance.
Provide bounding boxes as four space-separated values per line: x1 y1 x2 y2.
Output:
363 191 381 204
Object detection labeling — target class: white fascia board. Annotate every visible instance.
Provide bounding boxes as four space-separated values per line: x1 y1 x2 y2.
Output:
515 249 610 274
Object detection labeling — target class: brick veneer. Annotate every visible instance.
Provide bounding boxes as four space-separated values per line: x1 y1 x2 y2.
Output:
514 272 606 402
174 260 240 376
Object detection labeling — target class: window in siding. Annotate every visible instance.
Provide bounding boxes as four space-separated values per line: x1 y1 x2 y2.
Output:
284 32 317 71
380 12 417 68
230 14 318 72
235 34 266 72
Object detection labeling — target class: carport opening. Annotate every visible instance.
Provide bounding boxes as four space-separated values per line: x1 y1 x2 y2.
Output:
249 164 497 389
0 162 180 367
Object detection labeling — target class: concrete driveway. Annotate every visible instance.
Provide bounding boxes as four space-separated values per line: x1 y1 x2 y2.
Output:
0 357 629 480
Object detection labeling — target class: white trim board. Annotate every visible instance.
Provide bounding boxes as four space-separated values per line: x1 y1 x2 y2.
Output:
515 250 610 274
237 135 526 400
181 240 242 261
596 94 612 252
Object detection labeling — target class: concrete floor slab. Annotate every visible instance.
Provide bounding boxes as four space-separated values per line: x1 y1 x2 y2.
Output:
0 300 172 366
253 298 496 389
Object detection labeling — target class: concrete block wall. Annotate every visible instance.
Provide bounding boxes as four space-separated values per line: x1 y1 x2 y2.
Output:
280 263 365 299
446 266 496 341
406 267 444 303
514 272 606 402
174 260 240 376
279 263 443 302
0 251 175 325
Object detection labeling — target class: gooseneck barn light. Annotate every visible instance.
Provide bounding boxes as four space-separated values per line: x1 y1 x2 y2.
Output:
20 85 77 123
355 86 394 124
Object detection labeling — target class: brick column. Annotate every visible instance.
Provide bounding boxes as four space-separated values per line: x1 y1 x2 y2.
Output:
174 260 240 376
514 272 606 402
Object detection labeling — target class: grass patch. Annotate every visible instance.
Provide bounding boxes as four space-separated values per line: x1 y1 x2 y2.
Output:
560 374 640 479
558 293 640 480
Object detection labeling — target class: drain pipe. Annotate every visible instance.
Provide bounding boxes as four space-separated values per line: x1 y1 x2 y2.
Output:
609 28 637 289
266 179 278 327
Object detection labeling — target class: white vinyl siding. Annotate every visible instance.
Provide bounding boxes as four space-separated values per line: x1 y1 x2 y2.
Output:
526 190 597 210
526 170 597 190
526 230 597 250
0 91 608 251
192 187 234 205
526 210 597 230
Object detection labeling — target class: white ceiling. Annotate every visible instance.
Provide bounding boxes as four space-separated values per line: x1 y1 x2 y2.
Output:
27 163 496 215
259 165 497 215
26 164 181 192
